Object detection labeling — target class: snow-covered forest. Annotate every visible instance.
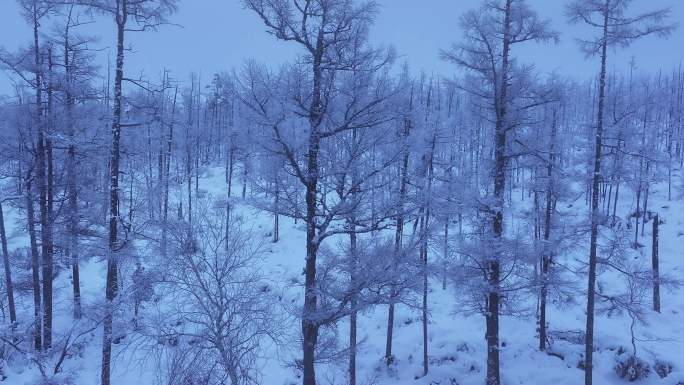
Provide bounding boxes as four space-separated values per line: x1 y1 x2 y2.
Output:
0 1 683 384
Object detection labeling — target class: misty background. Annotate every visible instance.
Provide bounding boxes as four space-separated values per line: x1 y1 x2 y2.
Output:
1 0 682 96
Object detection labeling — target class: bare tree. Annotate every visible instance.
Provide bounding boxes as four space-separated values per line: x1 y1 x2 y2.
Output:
52 0 99 320
74 1 178 384
441 1 557 383
242 2 392 384
162 206 280 385
565 1 674 383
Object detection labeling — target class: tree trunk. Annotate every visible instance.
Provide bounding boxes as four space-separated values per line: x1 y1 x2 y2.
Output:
0 200 17 328
634 177 641 247
102 6 126 385
348 221 357 385
443 216 449 290
348 124 361 385
302 37 325 385
273 175 280 243
539 111 557 351
641 163 651 237
42 46 56 349
652 213 660 313
612 177 620 225
421 219 429 375
386 115 411 366
241 157 248 199
302 160 320 385
37 127 53 350
585 8 610 385
30 0 51 350
161 84 178 259
225 122 235 238
65 37 81 319
186 134 193 236
421 131 437 377
26 173 42 350
486 2 513 384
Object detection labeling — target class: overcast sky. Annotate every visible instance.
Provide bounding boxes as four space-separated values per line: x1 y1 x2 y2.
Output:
1 0 682 95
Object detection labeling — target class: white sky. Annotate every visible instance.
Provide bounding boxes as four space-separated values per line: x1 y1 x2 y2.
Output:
0 0 682 95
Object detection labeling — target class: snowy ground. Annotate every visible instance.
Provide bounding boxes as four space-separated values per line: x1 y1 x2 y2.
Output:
2 165 683 385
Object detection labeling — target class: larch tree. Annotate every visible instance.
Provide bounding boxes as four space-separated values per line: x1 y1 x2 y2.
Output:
52 0 99 321
74 0 178 384
384 68 413 368
0 0 56 350
242 2 393 384
24 0 55 350
441 1 557 384
565 1 674 384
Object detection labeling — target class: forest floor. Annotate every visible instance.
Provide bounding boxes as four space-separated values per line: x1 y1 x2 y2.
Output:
3 165 684 385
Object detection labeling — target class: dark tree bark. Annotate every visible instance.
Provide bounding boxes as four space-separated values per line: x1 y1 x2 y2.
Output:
161 83 178 259
585 8 609 385
419 122 437 377
102 4 127 384
301 43 324 385
485 2 513 383
0 200 16 328
539 110 558 351
241 157 248 199
29 0 52 350
42 46 56 350
186 79 194 237
225 113 236 238
36 95 52 351
26 171 42 350
348 210 357 385
273 175 280 243
348 125 360 385
386 114 411 366
652 213 660 313
64 25 81 320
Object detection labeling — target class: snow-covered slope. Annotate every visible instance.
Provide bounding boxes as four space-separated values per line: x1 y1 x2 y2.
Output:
3 165 683 385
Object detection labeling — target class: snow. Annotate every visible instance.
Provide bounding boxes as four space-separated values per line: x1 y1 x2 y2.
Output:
2 164 683 385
